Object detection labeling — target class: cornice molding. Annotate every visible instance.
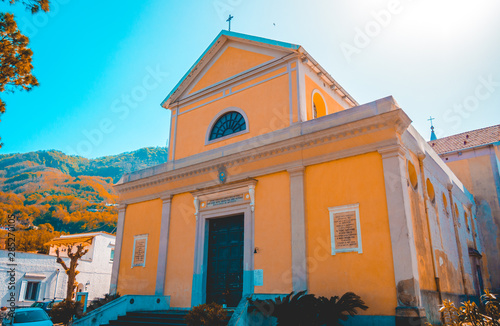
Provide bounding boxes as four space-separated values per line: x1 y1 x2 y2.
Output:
115 109 410 196
377 144 407 159
118 137 400 205
191 178 257 198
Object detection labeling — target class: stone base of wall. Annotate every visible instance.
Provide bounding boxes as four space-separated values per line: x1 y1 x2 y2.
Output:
421 289 478 325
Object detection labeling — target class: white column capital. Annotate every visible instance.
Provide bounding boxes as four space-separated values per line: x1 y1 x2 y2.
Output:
378 144 406 159
287 165 305 177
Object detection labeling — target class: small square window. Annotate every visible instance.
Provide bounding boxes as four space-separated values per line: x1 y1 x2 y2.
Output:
25 281 40 301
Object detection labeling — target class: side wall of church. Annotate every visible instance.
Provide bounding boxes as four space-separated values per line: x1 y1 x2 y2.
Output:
305 152 398 316
402 143 485 323
444 150 500 292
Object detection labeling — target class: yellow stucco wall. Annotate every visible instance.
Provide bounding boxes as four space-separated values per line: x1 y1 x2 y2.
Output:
305 152 397 316
305 74 345 121
189 46 274 94
254 172 293 294
164 193 197 308
117 199 163 295
174 73 291 160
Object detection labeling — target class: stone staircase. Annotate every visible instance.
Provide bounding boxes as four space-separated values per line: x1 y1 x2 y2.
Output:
102 310 233 326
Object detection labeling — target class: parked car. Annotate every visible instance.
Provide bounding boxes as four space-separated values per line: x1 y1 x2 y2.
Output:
30 300 62 313
3 308 53 326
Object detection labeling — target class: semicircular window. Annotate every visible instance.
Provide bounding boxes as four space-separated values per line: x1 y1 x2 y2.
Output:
209 111 246 141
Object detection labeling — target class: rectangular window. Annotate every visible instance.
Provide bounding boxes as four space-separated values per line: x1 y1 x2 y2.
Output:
132 235 148 267
329 203 362 255
25 281 40 301
110 249 115 262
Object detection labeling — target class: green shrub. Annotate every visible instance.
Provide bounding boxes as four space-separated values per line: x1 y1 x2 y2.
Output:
48 300 83 324
185 302 227 326
426 290 500 326
85 293 121 315
248 291 368 326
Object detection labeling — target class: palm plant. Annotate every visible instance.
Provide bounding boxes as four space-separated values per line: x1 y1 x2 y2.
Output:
317 292 368 326
248 291 368 326
248 291 318 326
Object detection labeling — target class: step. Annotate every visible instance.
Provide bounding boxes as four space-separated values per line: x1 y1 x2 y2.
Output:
102 309 233 326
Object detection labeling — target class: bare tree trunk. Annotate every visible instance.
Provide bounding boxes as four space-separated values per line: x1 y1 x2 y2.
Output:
55 244 88 301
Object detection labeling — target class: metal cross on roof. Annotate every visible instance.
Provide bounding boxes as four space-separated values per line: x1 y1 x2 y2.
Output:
428 116 437 141
428 116 435 127
226 14 234 31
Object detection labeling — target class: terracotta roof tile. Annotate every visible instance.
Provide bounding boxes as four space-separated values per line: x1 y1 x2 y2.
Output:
428 125 500 154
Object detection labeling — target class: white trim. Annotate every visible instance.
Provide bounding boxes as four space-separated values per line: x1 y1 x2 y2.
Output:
178 68 290 116
19 280 27 302
131 234 148 268
172 107 178 161
328 203 362 255
287 63 293 125
205 107 250 145
312 89 328 118
182 40 289 98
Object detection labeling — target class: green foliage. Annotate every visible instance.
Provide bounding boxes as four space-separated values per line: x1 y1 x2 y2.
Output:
317 292 369 326
0 12 38 113
426 290 500 326
14 227 61 253
84 293 121 315
1 0 50 14
248 291 368 326
49 300 83 324
185 302 227 326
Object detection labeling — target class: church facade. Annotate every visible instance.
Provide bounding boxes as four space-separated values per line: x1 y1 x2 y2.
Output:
110 31 490 325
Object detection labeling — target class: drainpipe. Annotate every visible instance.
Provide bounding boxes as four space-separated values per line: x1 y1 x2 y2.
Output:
417 154 443 314
53 269 60 300
447 184 469 296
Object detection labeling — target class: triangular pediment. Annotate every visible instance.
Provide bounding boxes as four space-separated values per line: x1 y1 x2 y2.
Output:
187 45 276 95
161 31 300 108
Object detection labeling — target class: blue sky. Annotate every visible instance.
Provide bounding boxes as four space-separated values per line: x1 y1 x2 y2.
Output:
1 0 499 158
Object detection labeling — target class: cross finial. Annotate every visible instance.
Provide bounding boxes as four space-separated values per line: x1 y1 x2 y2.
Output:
226 14 234 31
428 116 435 127
428 116 437 141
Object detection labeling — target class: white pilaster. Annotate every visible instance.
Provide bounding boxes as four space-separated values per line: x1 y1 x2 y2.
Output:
110 204 127 295
378 146 423 309
288 166 308 292
155 195 172 295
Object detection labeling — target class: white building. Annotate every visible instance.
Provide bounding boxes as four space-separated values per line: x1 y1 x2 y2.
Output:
0 232 115 307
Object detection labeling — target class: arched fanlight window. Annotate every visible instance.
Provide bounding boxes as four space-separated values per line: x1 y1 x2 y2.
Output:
209 111 246 141
312 90 327 119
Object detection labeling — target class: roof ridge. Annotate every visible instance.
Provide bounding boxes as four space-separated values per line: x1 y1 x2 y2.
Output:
434 124 500 142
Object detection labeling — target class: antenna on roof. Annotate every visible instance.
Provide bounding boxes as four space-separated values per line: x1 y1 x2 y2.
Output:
428 116 437 141
226 14 234 31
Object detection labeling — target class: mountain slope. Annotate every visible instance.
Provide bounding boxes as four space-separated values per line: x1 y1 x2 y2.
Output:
0 147 168 234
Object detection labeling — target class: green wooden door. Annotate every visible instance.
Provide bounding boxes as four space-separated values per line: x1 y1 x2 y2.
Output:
206 215 244 307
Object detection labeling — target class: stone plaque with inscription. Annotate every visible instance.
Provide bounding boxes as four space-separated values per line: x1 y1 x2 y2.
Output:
334 211 358 250
133 238 146 266
206 194 244 208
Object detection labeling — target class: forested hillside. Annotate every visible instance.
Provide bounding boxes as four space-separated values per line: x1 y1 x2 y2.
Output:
0 147 168 244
